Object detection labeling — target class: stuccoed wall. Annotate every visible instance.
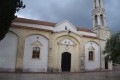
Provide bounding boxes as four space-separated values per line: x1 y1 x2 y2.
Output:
23 34 48 72
0 31 18 72
48 31 101 72
10 27 51 72
0 26 107 72
85 42 100 70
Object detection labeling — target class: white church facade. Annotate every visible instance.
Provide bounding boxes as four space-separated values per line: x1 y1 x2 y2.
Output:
0 0 112 72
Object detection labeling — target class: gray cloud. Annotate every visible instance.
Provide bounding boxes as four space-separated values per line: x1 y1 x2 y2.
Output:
16 0 120 32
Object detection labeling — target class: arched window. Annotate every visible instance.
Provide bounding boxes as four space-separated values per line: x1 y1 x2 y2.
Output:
32 47 40 59
95 15 98 26
99 0 101 7
100 14 104 26
94 0 96 8
88 46 95 61
89 51 94 61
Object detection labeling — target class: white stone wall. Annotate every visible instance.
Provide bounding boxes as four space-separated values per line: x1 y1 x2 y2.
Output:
85 42 100 70
23 34 48 72
0 31 18 72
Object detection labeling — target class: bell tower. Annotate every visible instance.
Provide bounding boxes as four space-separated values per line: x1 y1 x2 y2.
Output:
92 0 112 70
92 0 107 27
92 0 110 40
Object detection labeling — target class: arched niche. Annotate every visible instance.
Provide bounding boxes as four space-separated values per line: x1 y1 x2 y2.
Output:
100 14 104 26
23 34 48 72
85 41 100 70
95 15 98 26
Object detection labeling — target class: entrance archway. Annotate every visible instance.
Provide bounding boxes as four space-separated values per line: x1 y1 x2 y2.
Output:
61 52 71 71
105 58 108 69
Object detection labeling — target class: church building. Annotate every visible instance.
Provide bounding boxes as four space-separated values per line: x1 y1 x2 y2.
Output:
0 0 112 72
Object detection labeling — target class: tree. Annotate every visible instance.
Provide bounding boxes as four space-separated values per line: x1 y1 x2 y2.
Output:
104 32 120 64
0 0 25 41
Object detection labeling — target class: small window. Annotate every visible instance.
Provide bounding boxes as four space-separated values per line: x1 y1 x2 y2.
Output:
65 26 67 30
100 14 104 26
32 47 40 59
94 0 96 8
95 15 98 26
89 51 94 61
99 0 101 7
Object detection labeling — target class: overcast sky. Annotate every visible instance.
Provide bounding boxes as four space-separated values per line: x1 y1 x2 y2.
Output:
16 0 120 32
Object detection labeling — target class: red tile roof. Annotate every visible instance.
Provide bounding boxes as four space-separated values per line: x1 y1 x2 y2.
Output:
77 27 92 33
11 24 53 32
13 18 56 26
13 18 93 33
83 35 98 39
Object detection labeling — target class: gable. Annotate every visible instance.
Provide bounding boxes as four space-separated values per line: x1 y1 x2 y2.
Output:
54 20 77 32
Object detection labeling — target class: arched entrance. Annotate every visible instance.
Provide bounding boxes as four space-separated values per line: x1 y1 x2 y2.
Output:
61 52 71 71
105 58 108 69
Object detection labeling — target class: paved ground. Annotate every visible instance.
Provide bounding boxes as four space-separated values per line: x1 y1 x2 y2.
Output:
0 70 120 80
0 65 120 80
114 65 120 70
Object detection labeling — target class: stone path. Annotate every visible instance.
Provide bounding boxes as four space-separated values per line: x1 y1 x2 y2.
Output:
0 70 120 80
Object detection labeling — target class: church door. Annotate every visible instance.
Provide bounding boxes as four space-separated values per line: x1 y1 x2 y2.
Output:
61 52 71 72
105 58 108 69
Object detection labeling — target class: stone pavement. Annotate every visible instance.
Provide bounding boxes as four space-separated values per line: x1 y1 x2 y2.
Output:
0 70 120 80
114 65 120 70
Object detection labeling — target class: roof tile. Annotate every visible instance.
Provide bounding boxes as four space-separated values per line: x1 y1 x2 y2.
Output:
13 18 93 33
13 18 56 26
